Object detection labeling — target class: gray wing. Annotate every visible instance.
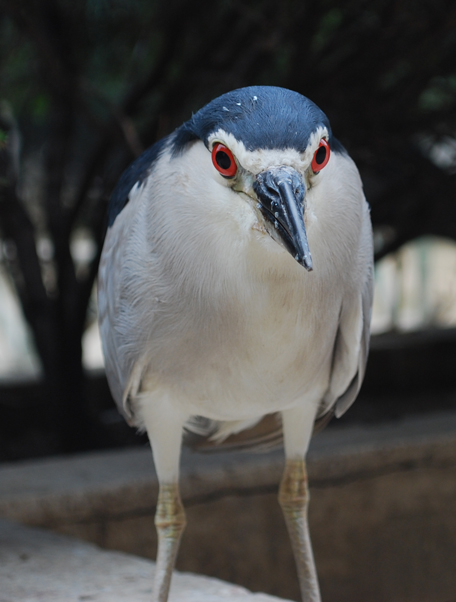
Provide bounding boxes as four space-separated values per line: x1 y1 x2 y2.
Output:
98 193 147 423
97 222 128 413
323 256 374 419
98 137 170 419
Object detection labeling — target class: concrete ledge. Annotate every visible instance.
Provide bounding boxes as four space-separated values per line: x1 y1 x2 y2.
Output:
1 411 456 601
0 519 288 601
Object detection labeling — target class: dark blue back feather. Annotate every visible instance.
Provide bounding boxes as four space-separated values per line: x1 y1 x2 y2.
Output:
107 137 168 227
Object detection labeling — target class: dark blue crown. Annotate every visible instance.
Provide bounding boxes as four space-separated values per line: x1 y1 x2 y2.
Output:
172 86 336 153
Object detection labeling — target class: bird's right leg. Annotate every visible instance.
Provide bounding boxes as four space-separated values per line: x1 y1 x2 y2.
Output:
142 396 187 602
280 404 321 602
153 481 186 602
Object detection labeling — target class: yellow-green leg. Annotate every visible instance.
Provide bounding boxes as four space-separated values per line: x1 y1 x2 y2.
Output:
279 458 321 602
142 398 187 602
152 482 186 602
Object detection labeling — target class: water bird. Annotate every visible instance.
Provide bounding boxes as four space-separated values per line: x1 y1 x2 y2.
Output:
98 86 374 602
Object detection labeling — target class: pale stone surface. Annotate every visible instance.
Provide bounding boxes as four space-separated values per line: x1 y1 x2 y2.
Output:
1 411 456 601
1 411 456 525
0 519 289 602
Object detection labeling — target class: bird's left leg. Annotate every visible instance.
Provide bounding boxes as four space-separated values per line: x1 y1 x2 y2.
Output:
142 397 188 602
280 404 321 602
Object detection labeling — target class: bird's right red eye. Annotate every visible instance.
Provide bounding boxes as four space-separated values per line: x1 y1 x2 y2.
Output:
212 144 237 178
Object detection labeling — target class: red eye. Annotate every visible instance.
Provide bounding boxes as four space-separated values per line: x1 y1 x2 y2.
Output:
311 139 330 173
212 143 237 178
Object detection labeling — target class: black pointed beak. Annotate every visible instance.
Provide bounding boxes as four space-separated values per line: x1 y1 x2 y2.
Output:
253 166 313 271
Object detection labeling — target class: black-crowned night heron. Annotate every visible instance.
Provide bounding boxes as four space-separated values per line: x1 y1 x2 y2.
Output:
98 86 373 602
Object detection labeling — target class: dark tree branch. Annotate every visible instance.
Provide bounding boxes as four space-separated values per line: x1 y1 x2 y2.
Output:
0 115 57 377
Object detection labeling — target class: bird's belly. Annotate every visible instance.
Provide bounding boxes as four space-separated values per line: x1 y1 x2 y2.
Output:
176 354 328 421
142 296 336 421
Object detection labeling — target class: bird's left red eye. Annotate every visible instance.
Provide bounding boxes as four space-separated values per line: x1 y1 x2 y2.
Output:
311 139 330 173
212 143 237 178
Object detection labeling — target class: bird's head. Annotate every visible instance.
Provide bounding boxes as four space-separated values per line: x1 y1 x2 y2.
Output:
171 86 342 272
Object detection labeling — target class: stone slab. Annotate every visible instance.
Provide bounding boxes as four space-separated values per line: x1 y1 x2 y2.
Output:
1 411 456 525
1 411 456 602
0 519 289 602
